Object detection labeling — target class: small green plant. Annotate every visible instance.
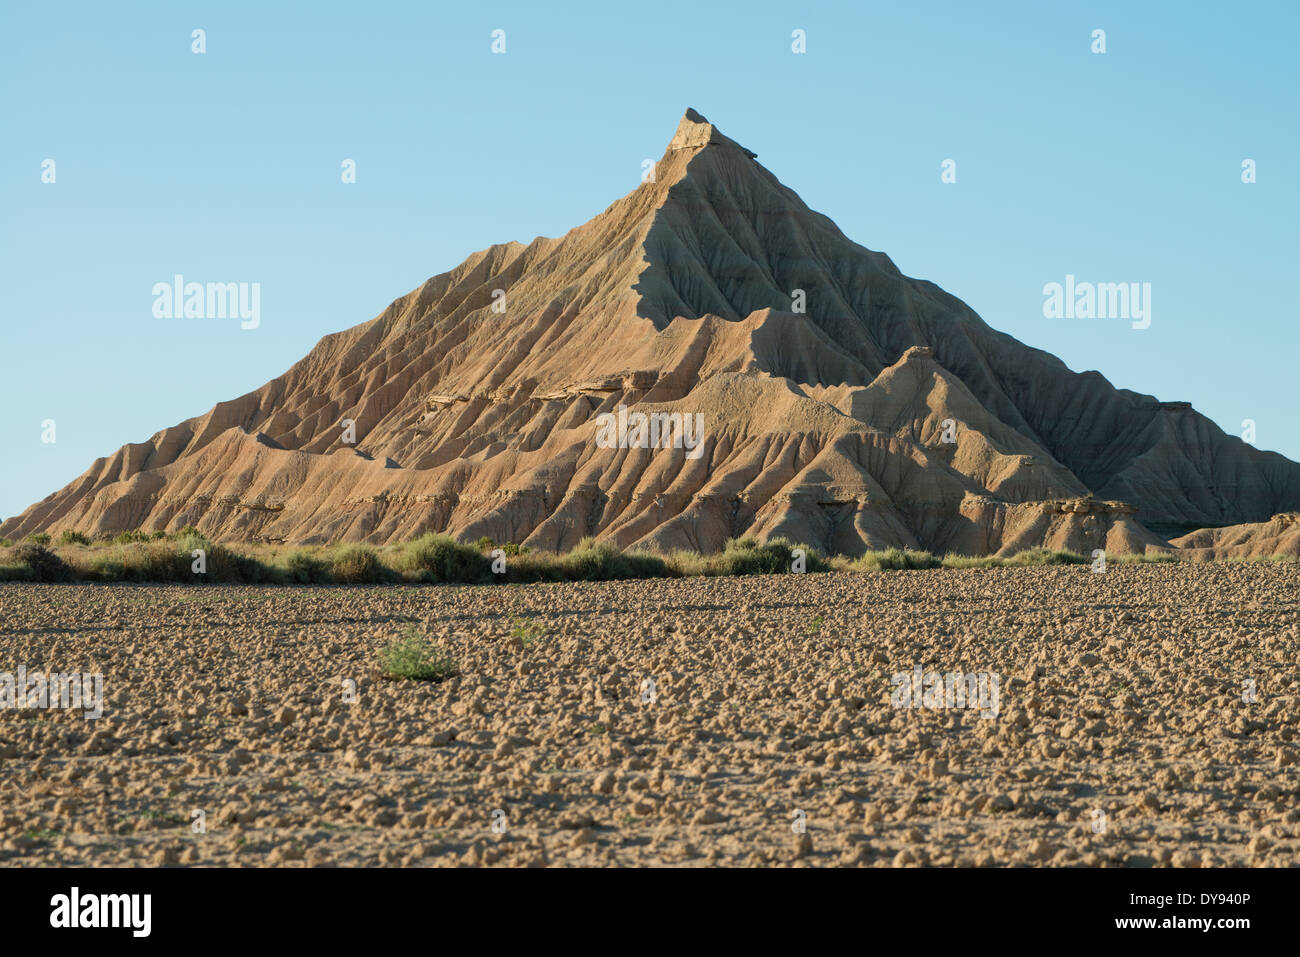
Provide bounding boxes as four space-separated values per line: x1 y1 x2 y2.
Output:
58 529 91 546
510 618 545 647
378 626 457 681
805 614 824 634
25 533 51 546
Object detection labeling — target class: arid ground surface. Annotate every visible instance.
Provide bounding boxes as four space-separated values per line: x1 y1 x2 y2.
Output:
1 563 1297 867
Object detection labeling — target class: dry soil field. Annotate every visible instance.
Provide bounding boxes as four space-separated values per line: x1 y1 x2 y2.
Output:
1 563 1297 867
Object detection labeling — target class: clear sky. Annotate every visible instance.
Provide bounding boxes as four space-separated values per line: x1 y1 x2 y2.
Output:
2 0 1296 520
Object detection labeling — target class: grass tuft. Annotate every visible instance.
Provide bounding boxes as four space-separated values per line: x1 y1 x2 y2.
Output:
378 627 457 681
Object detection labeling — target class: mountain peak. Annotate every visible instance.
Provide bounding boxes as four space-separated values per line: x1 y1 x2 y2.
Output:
668 108 757 158
5 110 1299 557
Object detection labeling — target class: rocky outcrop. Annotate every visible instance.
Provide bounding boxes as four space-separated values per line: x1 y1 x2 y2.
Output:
4 109 1299 556
1172 514 1300 559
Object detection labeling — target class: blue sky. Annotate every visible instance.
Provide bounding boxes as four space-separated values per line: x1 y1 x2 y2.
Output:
2 0 1296 519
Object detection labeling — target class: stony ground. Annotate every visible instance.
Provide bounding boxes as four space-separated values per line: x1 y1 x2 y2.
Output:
0 563 1297 867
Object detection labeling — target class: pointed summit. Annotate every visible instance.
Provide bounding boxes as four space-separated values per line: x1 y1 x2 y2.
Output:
4 110 1299 556
668 108 757 158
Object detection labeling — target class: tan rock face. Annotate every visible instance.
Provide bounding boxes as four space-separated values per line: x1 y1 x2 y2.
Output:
1172 513 1300 559
4 109 1299 555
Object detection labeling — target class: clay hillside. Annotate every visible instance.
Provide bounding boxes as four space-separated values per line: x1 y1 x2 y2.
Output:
6 109 1300 558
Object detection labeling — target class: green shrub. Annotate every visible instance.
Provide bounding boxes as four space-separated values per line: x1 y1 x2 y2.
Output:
329 544 389 583
666 549 706 576
1003 548 1089 566
9 543 73 582
72 541 188 582
559 538 672 581
200 545 272 583
939 548 1094 568
1113 551 1179 564
25 533 51 546
125 542 190 581
378 628 457 681
80 552 126 580
171 527 211 555
394 533 491 583
281 549 330 584
716 536 827 575
73 536 274 584
58 530 91 546
855 548 940 571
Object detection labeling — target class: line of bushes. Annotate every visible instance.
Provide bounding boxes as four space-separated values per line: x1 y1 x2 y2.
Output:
836 547 1181 571
0 526 1209 586
0 532 833 585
